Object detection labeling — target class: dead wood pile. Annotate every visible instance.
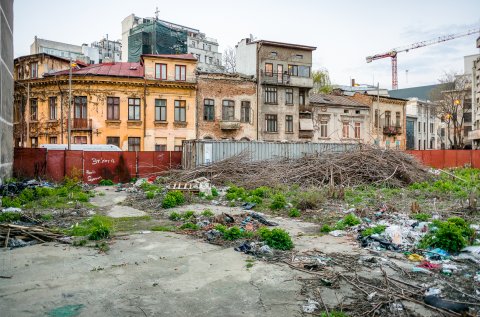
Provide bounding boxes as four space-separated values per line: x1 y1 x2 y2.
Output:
171 147 430 189
1 223 69 247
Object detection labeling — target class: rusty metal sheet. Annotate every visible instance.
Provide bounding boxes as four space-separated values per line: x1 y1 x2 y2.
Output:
46 150 65 182
137 152 155 178
65 150 83 179
444 150 458 168
428 151 445 169
170 151 182 169
13 148 47 179
456 151 472 167
472 151 480 169
121 152 137 181
83 151 121 184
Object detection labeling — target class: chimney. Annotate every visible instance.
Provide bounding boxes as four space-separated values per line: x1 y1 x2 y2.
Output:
351 78 355 87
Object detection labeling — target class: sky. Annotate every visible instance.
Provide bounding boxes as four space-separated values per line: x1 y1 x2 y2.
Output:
14 0 480 90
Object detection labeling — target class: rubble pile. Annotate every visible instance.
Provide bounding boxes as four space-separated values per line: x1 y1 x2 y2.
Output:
0 223 70 248
170 147 430 189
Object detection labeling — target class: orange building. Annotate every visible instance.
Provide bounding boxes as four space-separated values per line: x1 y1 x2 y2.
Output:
13 53 197 151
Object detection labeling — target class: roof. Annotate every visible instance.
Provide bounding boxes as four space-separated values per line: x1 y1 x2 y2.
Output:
309 94 370 108
249 39 316 51
140 53 197 61
15 53 70 64
388 84 442 101
47 62 144 78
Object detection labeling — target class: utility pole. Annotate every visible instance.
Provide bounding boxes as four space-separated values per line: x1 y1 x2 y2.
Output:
67 58 72 150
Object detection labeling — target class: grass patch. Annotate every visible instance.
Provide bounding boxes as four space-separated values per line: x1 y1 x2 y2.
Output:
95 241 110 252
211 187 219 197
258 227 294 250
169 212 182 221
223 226 243 240
201 209 214 217
69 215 113 240
270 193 287 210
412 213 431 221
288 208 301 218
361 225 387 237
41 213 54 221
151 225 176 232
179 222 199 230
292 188 325 210
162 190 185 208
98 179 114 186
146 191 155 199
419 217 475 252
320 224 333 233
334 214 361 230
0 212 21 222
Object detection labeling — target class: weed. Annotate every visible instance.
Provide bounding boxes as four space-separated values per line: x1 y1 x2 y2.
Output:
162 190 185 208
1 196 21 208
419 217 475 252
201 209 214 217
249 186 271 198
179 222 199 230
73 239 87 247
245 195 263 204
146 191 155 199
211 187 219 197
99 179 114 186
320 224 333 233
198 191 206 198
320 311 348 317
151 225 176 232
214 224 227 233
41 213 54 221
259 227 294 250
334 214 361 230
140 181 159 192
413 213 431 221
95 241 110 252
228 202 236 207
0 212 21 222
75 192 90 202
361 225 387 237
270 193 287 210
293 189 325 210
35 187 54 198
182 210 195 220
98 192 106 196
288 208 301 218
70 215 113 240
226 185 247 201
205 195 214 200
168 212 182 221
246 259 255 268
223 226 243 240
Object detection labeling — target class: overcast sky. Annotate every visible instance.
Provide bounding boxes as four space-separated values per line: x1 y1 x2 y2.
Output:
14 0 480 89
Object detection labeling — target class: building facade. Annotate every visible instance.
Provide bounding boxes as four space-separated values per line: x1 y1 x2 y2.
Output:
31 37 84 61
405 98 442 150
90 38 122 63
13 54 197 151
121 14 222 71
467 40 480 148
196 72 257 141
0 0 14 183
309 94 371 144
236 38 316 141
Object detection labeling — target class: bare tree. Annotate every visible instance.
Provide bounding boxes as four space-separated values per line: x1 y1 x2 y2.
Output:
430 72 471 149
223 47 236 73
312 68 333 93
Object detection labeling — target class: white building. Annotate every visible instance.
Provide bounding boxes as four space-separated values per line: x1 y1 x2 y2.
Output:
91 38 122 63
467 42 480 148
121 14 222 71
31 36 85 61
405 98 443 150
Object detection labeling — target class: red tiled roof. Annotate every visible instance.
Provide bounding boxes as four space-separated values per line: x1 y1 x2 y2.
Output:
310 94 370 108
47 62 144 78
141 53 197 61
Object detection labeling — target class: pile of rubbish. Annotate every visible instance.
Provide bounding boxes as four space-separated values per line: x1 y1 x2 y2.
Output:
0 223 70 248
169 147 430 189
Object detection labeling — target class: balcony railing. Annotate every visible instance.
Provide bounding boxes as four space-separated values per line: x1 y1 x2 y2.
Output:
383 125 402 136
69 118 92 130
261 71 290 85
298 130 314 139
299 104 313 113
220 120 241 130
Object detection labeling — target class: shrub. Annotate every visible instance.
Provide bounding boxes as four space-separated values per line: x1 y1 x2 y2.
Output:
70 215 113 240
205 195 214 200
179 222 199 230
0 212 22 222
35 187 54 198
99 179 114 186
201 209 214 217
226 185 247 201
334 213 361 230
294 189 325 210
75 192 90 202
56 187 69 197
41 213 54 221
168 212 182 221
270 194 287 210
249 186 271 198
361 225 387 237
19 188 35 204
182 210 195 220
146 191 155 199
162 195 178 208
320 224 333 233
1 196 21 208
211 187 219 197
214 224 227 233
259 227 294 250
223 226 243 240
419 221 467 252
245 195 263 204
413 213 431 221
288 208 301 218
169 190 185 204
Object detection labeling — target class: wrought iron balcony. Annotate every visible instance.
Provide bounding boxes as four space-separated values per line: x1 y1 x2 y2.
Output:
383 125 402 136
69 118 93 130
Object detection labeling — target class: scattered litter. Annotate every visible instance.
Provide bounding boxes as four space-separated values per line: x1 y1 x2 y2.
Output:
424 296 469 313
412 267 433 274
259 245 272 255
407 253 424 262
1 207 22 213
425 288 441 296
329 230 346 237
367 292 377 301
248 212 278 226
47 304 84 317
242 202 256 210
302 299 319 313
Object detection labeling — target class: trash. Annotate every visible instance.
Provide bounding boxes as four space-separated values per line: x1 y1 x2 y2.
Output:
424 296 469 313
302 299 319 313
367 292 377 301
412 267 433 274
234 241 252 253
425 248 449 260
197 220 210 228
459 246 480 261
47 304 85 317
248 212 278 226
417 261 441 271
1 207 22 213
385 225 403 244
1 223 69 249
245 223 254 231
206 229 221 241
389 303 404 312
442 269 452 276
329 230 346 237
407 254 424 262
343 207 356 214
241 202 256 210
259 245 273 255
425 288 441 296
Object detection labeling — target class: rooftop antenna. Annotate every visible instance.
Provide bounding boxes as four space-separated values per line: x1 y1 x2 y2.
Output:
155 7 159 20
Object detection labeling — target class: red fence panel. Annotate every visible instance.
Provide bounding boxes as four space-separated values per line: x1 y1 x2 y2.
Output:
13 148 47 179
456 151 472 167
428 151 445 169
444 150 458 168
46 150 65 182
121 152 137 181
137 152 155 178
472 151 480 169
83 151 122 184
407 150 480 169
170 151 182 169
65 150 83 179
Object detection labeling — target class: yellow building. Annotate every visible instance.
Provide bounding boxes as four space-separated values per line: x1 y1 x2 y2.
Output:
14 53 197 151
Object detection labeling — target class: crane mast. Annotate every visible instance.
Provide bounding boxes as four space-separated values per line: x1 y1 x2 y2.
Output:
366 28 480 90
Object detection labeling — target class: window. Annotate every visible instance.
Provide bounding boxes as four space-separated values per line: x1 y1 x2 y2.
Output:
208 45 211 51
355 110 360 114
430 123 434 133
30 62 38 78
128 98 140 120
128 137 140 151
285 89 293 105
342 121 349 138
430 138 434 149
418 121 421 132
374 109 379 128
107 137 120 147
222 100 235 121
74 136 87 144
155 63 167 80
265 87 277 104
265 114 278 132
48 97 57 120
298 66 310 77
418 140 421 150
191 40 196 48
174 100 186 122
271 51 277 57
265 63 273 76
354 122 361 139
344 109 349 114
30 99 38 121
424 122 426 133
384 111 391 127
175 65 186 81
155 99 167 121
288 65 298 76
174 145 183 151
49 137 57 144
74 96 87 119
285 115 293 133
241 101 250 123
296 54 303 59
155 144 167 151
299 89 305 106
204 99 214 121
31 137 38 148
424 140 426 150
208 57 212 64
395 112 401 127
107 97 120 120
320 119 328 138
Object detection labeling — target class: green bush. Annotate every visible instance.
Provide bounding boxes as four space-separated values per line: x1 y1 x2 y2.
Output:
168 212 182 221
41 213 53 221
249 186 271 198
35 187 54 198
179 222 199 230
182 210 195 220
1 196 21 208
245 195 263 204
288 208 301 218
140 181 158 192
70 215 113 240
19 188 35 203
320 224 333 233
162 195 178 208
99 179 114 186
334 214 361 230
270 194 287 210
201 209 214 217
56 187 69 197
419 217 475 252
361 225 387 237
214 224 227 233
205 195 214 200
413 213 431 221
226 185 247 201
293 189 325 210
146 191 155 199
0 212 22 222
211 187 219 197
75 192 90 202
170 190 185 204
223 226 243 240
259 227 294 250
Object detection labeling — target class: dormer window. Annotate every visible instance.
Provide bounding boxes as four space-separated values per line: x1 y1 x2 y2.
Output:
155 63 167 80
271 52 277 57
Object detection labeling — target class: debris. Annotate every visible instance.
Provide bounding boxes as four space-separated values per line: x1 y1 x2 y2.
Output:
234 241 252 253
424 296 469 314
248 212 278 226
329 230 346 237
425 288 441 296
0 223 69 248
367 292 377 301
241 202 256 210
302 299 320 313
407 254 424 262
259 245 272 255
412 267 433 274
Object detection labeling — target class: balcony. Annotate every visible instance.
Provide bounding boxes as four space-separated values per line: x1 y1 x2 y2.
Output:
298 130 314 139
468 129 480 140
260 71 313 88
383 125 402 136
220 120 241 130
299 104 313 113
69 118 92 131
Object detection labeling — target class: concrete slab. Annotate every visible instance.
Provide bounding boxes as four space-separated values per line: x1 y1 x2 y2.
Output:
107 205 147 218
90 186 127 208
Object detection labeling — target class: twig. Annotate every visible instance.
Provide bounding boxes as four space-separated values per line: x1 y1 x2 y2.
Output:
4 228 10 248
316 287 329 316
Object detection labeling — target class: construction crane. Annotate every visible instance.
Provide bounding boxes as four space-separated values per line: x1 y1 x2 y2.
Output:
366 28 480 90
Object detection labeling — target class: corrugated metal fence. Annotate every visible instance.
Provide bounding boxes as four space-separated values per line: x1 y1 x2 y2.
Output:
406 150 480 169
13 148 182 184
182 140 360 169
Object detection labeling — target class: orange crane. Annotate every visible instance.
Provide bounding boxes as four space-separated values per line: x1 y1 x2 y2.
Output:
366 28 480 90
